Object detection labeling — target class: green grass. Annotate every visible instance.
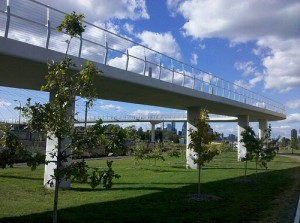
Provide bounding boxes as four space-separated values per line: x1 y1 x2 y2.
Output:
279 148 300 155
0 152 300 223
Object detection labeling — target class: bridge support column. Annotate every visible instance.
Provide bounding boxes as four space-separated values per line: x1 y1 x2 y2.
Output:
186 107 201 169
150 122 156 143
258 119 268 139
237 115 249 161
44 92 74 190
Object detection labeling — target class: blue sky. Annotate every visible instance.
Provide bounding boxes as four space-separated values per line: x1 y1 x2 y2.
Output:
1 0 300 139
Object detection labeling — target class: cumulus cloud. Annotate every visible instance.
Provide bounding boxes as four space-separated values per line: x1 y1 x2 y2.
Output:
131 109 162 116
284 113 300 123
37 0 149 21
259 37 300 92
0 100 11 109
234 73 263 90
234 61 256 77
101 104 122 112
168 0 300 92
199 44 206 50
286 99 300 109
123 23 134 35
190 53 198 65
137 31 182 60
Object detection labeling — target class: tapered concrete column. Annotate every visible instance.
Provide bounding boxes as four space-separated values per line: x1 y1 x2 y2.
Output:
237 115 249 161
44 92 74 189
150 122 156 143
186 107 201 169
258 119 268 139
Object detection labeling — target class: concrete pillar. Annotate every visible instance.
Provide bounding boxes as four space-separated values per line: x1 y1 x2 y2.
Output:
44 92 74 189
237 115 249 161
258 119 268 139
186 107 201 169
151 122 156 143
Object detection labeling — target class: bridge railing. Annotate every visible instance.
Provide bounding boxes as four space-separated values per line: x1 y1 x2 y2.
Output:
0 0 285 115
74 113 237 123
0 112 236 124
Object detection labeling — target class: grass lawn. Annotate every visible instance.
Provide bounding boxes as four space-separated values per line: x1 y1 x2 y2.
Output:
0 151 300 223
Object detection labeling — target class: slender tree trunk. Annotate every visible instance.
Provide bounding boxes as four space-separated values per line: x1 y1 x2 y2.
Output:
197 164 201 197
244 159 248 178
53 179 59 223
256 161 258 178
53 137 61 223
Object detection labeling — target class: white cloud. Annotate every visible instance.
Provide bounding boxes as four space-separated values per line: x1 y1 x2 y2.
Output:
0 100 11 109
123 23 134 35
169 0 300 92
234 61 256 77
199 44 206 50
190 53 198 65
137 31 182 60
285 113 300 123
234 73 263 90
211 124 235 135
37 0 149 21
100 104 122 112
286 100 300 109
259 37 300 92
131 109 162 116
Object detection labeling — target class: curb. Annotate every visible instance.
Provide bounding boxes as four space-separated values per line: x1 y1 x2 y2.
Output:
295 195 300 223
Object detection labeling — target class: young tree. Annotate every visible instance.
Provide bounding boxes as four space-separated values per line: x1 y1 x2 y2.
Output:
146 143 165 166
240 126 278 178
218 141 232 156
240 126 258 178
1 12 120 223
188 109 219 197
105 125 127 156
131 141 147 166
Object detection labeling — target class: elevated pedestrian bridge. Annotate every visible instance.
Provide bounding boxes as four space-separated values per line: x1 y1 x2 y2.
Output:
0 0 286 171
77 113 237 124
0 0 285 122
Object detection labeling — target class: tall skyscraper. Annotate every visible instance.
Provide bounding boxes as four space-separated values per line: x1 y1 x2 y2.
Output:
291 129 297 139
182 122 187 137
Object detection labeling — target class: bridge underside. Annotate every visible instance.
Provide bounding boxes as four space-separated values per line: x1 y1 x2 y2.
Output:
0 37 285 122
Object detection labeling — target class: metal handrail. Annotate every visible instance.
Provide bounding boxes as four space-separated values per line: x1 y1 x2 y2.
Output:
0 0 285 115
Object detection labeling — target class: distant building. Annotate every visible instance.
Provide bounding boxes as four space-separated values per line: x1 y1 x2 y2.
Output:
291 129 297 139
166 122 177 134
182 122 187 137
227 134 236 142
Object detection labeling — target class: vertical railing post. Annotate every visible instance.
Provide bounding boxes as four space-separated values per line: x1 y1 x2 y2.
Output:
215 78 218 95
159 60 162 80
182 64 185 86
125 50 129 71
4 0 11 38
192 75 195 90
222 80 225 97
172 67 175 83
78 34 82 58
45 7 51 49
143 56 147 75
171 59 174 83
103 41 108 65
228 82 230 99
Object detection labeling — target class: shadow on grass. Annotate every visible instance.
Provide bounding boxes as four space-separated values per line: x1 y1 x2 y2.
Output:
1 166 300 223
0 175 43 181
